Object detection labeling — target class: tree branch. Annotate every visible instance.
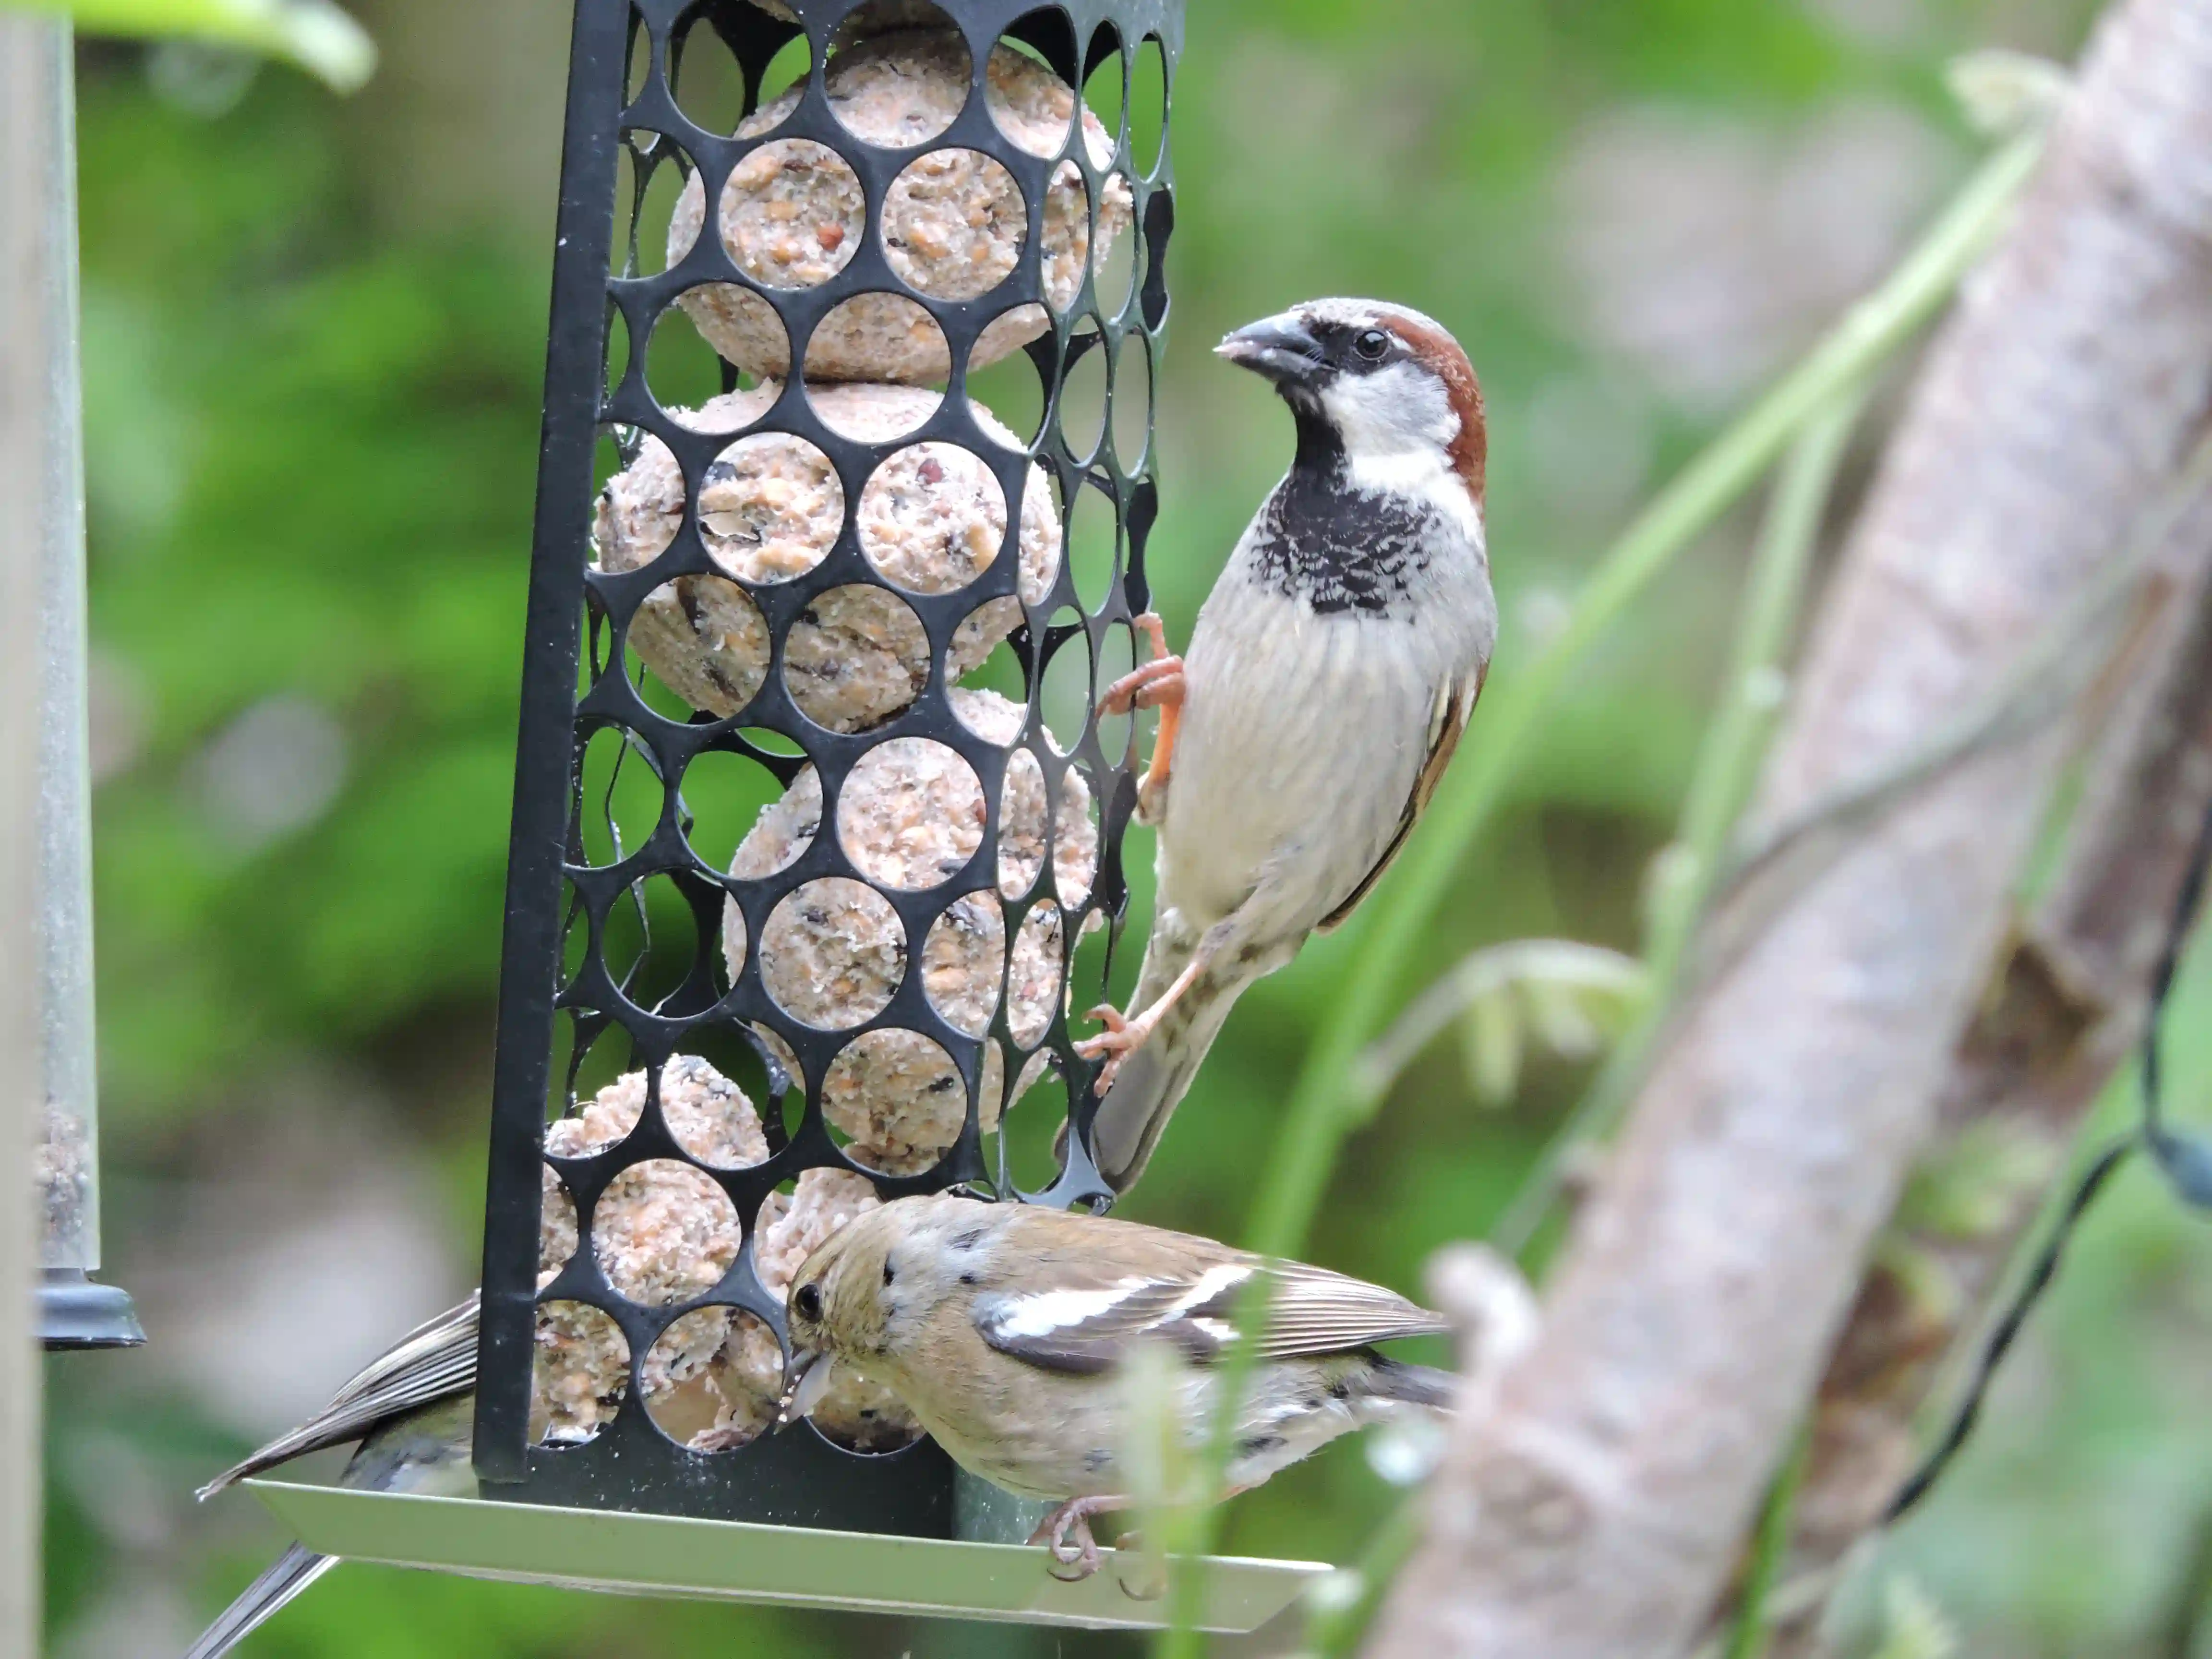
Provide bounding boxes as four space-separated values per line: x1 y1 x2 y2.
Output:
1363 2 2212 1654
1755 482 2212 1659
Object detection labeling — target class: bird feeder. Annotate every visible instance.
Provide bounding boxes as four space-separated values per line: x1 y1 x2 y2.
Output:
241 0 1322 1631
24 22 143 1352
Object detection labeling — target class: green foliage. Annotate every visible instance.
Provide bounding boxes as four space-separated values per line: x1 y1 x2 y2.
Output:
11 0 373 90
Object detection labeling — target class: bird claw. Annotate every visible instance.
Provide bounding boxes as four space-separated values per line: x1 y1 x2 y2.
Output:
1097 655 1185 718
1074 1004 1148 1095
1030 1496 1121 1582
1099 613 1184 826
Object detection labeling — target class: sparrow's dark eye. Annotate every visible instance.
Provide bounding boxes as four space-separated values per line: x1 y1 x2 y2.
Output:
793 1283 822 1322
1354 328 1391 362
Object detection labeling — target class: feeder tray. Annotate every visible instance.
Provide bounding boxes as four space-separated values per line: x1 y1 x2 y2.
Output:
248 1478 1328 1633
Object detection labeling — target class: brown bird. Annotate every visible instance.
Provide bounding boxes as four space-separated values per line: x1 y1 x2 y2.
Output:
781 1192 1455 1576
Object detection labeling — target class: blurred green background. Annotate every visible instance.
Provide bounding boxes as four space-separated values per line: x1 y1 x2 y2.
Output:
44 0 2212 1655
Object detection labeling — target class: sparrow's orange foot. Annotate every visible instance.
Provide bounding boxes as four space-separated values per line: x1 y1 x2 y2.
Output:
1098 655 1185 718
1029 1494 1128 1582
1073 1003 1157 1096
1101 613 1184 824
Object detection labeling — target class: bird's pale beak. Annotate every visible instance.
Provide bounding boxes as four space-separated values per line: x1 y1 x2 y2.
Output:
1216 313 1326 387
778 1348 836 1426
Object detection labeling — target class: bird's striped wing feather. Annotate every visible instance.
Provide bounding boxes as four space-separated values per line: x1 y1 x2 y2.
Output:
1317 667 1482 934
975 1252 1444 1376
197 1293 480 1498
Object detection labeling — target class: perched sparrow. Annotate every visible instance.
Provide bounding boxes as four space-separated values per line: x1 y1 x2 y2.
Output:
781 1193 1455 1577
184 1297 480 1659
1075 298 1495 1191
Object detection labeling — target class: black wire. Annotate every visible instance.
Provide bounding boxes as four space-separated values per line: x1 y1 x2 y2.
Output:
1885 785 2212 1526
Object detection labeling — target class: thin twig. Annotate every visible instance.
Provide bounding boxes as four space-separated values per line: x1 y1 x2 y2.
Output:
1490 388 1868 1258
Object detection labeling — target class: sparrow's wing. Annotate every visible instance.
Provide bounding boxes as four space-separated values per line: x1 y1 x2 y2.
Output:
1316 667 1483 934
974 1238 1445 1376
196 1293 481 1498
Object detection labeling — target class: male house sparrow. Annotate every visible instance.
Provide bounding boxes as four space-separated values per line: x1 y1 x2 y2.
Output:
1075 299 1495 1191
781 1192 1455 1576
183 1297 480 1659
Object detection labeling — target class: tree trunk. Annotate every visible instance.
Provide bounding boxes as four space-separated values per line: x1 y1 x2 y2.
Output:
1363 1 2212 1654
1757 468 2212 1659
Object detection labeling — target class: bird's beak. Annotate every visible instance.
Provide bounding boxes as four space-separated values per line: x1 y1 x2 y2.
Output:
1216 313 1326 387
778 1348 835 1426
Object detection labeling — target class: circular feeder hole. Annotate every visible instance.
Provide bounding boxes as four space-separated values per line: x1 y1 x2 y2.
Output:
668 12 750 138
951 616 1030 719
1130 36 1167 178
998 746 1048 899
678 743 793 879
592 1157 741 1306
987 1052 1070 1197
761 877 906 1029
1007 900 1066 1047
601 872 710 1017
644 1306 782 1452
1056 333 1107 465
991 12 1079 153
1062 476 1117 613
532 1300 629 1447
1043 166 1091 323
1110 326 1151 474
753 30 813 112
838 736 987 890
823 1026 974 1176
1094 615 1136 766
696 427 845 585
967 343 1046 450
782 582 935 734
645 306 759 430
828 4 968 142
539 1166 579 1277
922 889 1005 1041
1055 765 1101 909
804 295 950 411
576 725 668 870
857 440 1011 596
614 132 700 277
1037 608 1092 757
1082 26 1125 155
884 149 1025 302
1094 184 1140 324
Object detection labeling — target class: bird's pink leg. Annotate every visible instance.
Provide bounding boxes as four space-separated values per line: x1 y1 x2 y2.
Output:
1074 947 1212 1095
1028 1493 1133 1581
1098 612 1184 823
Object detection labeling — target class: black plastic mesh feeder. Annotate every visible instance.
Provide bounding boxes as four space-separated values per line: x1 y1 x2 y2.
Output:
248 1 1327 1625
478 0 1166 1535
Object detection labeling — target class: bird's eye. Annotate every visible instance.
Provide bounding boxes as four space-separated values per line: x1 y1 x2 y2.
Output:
1354 328 1391 361
793 1283 822 1322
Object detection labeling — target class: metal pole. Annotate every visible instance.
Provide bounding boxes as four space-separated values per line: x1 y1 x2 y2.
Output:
0 14 63 1648
22 19 139 1352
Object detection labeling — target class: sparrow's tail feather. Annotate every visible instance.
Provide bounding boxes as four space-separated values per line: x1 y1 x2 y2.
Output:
1356 1356 1458 1413
1091 968 1253 1192
182 1544 336 1659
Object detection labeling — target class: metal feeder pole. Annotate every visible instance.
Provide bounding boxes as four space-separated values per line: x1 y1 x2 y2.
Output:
15 22 143 1353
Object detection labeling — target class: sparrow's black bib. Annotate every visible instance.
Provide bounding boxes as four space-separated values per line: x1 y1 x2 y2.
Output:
1246 412 1445 614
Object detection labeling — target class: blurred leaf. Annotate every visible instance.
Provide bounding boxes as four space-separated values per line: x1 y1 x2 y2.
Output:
18 0 374 90
1869 1574 1960 1659
1462 989 1524 1107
